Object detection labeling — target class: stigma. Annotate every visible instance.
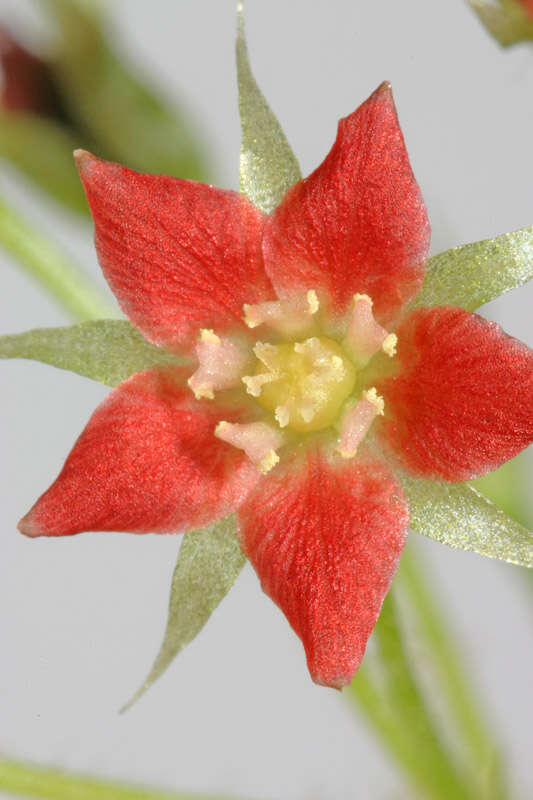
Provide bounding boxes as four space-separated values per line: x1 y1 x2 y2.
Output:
242 336 356 432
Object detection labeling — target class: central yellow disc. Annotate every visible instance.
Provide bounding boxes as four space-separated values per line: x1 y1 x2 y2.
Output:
254 337 356 432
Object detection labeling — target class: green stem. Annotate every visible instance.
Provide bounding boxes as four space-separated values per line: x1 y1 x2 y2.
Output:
0 196 116 321
379 588 476 800
0 758 235 800
397 547 509 799
347 543 512 800
349 666 447 800
349 607 473 800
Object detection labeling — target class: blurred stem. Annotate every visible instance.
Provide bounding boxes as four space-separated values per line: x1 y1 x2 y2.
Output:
397 548 508 799
348 544 511 800
349 667 455 800
0 196 116 321
0 758 233 800
375 589 474 800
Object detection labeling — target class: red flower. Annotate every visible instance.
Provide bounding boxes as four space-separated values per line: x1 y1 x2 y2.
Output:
518 0 533 18
0 27 62 117
18 83 533 689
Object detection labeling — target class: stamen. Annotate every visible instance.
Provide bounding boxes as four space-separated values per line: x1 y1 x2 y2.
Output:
382 333 398 358
253 342 280 370
344 294 396 369
299 402 316 424
274 404 290 428
243 290 319 336
242 372 276 397
214 421 284 473
337 387 384 459
306 290 320 315
188 329 251 400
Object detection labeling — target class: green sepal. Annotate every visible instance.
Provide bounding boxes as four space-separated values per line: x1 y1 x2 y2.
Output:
41 0 210 181
471 453 531 528
0 112 89 216
236 3 301 212
0 320 182 386
401 473 533 567
469 0 533 46
122 516 245 711
412 226 533 311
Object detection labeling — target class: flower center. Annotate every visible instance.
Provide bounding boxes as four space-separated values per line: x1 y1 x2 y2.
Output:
193 291 398 473
243 337 356 432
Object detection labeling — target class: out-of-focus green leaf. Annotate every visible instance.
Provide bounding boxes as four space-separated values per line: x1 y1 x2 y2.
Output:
122 516 245 711
412 226 533 311
236 3 301 211
41 0 210 180
0 112 89 215
0 756 238 800
0 321 182 385
396 547 508 800
371 589 476 800
469 0 533 46
402 474 533 567
0 195 115 320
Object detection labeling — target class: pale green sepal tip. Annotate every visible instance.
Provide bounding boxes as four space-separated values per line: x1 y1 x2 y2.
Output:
236 2 301 213
412 226 533 311
401 474 533 568
121 515 245 712
0 320 181 386
469 0 533 46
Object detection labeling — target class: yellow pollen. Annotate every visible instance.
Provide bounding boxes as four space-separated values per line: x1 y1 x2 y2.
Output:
188 382 214 400
306 290 320 315
258 450 280 473
200 328 220 345
382 333 398 358
363 387 385 415
251 336 356 432
353 292 373 306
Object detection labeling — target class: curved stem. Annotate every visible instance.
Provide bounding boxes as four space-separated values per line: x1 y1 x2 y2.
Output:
397 547 509 799
0 758 235 800
347 541 512 800
0 196 116 321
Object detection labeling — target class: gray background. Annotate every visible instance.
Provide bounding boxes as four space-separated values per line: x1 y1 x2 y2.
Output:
0 1 532 798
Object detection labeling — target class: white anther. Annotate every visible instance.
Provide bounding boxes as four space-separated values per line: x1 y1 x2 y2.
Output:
259 450 280 473
242 290 319 336
242 372 276 398
188 330 252 400
353 293 373 306
337 387 384 459
187 380 215 400
274 405 290 428
253 342 280 369
214 420 284 473
299 404 316 424
306 290 320 315
344 293 395 369
200 328 221 345
363 387 385 415
382 333 398 358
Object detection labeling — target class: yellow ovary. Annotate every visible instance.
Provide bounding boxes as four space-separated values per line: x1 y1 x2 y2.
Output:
245 337 356 433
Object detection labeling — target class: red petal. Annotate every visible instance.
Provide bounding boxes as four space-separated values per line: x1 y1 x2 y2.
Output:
238 448 409 688
18 368 260 537
76 152 274 352
377 306 533 481
263 83 430 322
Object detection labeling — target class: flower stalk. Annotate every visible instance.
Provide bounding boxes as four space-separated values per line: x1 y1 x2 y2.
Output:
0 757 234 800
0 195 116 320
